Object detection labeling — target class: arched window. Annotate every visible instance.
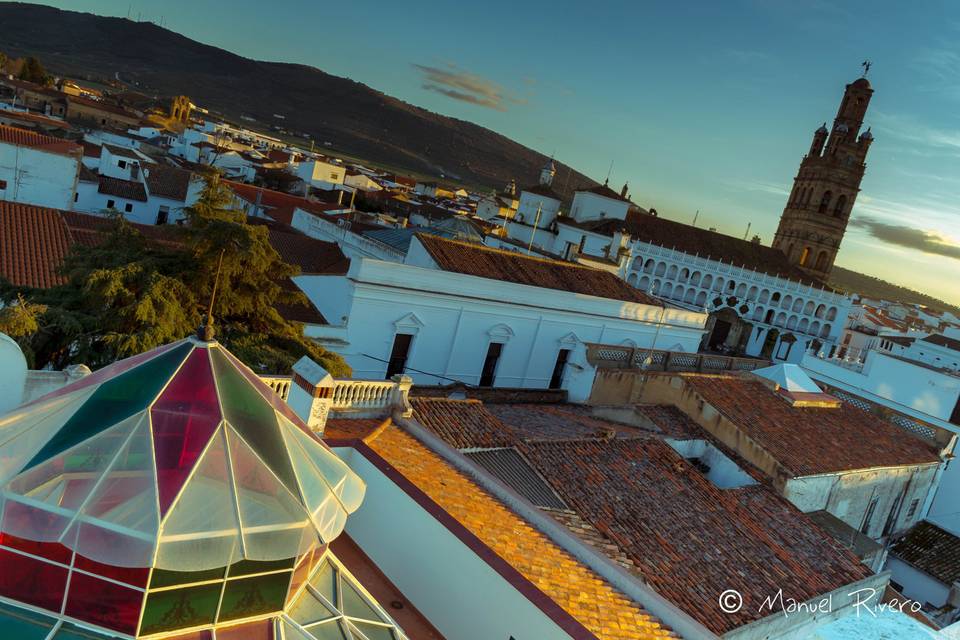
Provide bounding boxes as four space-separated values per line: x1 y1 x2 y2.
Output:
833 194 847 218
815 251 829 271
799 247 811 266
818 190 832 213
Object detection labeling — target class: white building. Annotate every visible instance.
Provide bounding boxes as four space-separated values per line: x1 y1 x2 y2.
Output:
294 233 707 387
0 124 81 209
297 157 346 190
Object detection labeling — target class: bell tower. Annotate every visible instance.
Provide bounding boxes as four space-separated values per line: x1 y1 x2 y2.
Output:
772 73 874 280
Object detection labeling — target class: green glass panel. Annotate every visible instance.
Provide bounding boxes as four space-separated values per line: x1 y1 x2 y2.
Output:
210 347 301 497
27 342 193 469
52 622 117 640
341 580 383 623
0 601 57 640
350 622 396 640
150 566 226 589
309 560 338 607
140 582 222 635
228 556 296 577
290 589 338 626
303 620 350 640
217 571 291 622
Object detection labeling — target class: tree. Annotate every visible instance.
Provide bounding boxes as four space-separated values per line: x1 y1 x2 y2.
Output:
2 173 350 376
18 56 52 86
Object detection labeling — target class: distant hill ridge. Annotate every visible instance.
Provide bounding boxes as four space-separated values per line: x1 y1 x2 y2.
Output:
0 2 597 196
829 266 960 316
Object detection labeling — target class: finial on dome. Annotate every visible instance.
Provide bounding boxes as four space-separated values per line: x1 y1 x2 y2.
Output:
198 248 226 342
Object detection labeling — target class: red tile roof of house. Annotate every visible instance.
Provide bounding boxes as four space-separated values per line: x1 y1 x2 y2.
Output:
144 165 192 202
0 110 74 132
0 124 81 156
891 521 960 586
415 233 662 305
409 398 872 635
577 181 633 203
862 305 907 331
80 141 102 158
562 209 832 289
0 202 74 289
97 175 148 202
682 374 942 475
922 333 960 352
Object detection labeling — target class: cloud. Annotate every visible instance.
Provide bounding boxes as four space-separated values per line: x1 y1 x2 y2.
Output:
849 217 960 260
414 64 523 111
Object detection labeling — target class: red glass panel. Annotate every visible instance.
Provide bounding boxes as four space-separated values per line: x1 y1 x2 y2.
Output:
152 348 222 514
215 619 274 640
74 553 150 587
287 548 314 604
0 548 68 613
0 531 72 564
65 572 144 635
25 341 184 406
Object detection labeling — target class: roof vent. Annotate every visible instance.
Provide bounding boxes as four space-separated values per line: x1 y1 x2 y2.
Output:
752 363 841 408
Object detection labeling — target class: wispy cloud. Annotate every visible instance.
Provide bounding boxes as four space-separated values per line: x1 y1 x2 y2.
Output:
849 217 960 260
413 64 524 111
872 111 960 153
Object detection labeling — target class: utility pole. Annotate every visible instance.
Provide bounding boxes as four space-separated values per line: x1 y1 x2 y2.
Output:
527 202 543 255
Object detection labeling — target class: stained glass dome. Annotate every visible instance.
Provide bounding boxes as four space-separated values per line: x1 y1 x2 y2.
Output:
0 337 388 638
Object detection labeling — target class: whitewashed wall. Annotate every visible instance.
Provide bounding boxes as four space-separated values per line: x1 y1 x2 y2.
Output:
0 143 79 209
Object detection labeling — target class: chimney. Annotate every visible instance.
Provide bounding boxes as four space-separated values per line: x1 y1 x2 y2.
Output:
287 357 335 434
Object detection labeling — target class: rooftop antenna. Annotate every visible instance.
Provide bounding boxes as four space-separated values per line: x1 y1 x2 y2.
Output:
199 248 226 341
692 210 699 227
743 222 752 240
605 159 614 185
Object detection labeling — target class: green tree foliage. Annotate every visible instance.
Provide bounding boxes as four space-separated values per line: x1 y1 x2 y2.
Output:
18 56 52 86
1 174 350 377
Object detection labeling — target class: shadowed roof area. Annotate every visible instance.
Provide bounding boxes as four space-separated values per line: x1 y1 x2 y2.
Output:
0 123 81 156
891 520 960 586
415 233 662 305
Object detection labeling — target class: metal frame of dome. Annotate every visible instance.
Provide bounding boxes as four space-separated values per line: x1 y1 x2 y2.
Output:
0 337 371 637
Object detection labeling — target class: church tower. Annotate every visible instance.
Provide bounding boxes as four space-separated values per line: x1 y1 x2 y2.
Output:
772 75 874 280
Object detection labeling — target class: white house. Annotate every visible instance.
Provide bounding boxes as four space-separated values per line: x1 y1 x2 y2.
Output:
0 124 81 210
296 157 346 190
293 233 707 387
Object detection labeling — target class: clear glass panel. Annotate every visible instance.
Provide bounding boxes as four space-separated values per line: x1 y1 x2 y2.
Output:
64 571 145 635
0 601 57 640
3 413 144 544
219 345 312 432
282 418 364 512
227 427 310 561
217 571 291 622
210 347 300 497
309 559 338 607
27 342 193 470
291 588 338 625
341 580 384 623
140 582 222 636
64 414 158 568
152 347 222 515
156 426 242 571
0 385 99 485
303 620 350 640
280 619 315 640
349 622 396 640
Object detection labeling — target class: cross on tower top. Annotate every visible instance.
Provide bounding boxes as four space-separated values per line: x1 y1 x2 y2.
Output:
861 60 872 77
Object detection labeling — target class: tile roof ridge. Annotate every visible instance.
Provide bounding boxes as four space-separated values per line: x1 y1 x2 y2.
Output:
417 232 604 271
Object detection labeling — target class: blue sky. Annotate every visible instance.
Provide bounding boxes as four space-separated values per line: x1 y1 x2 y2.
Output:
37 0 960 304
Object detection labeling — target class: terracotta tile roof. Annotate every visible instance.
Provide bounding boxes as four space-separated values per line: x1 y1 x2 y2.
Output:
891 521 960 585
633 405 707 439
67 95 138 119
682 374 942 476
922 333 960 352
409 399 872 635
363 423 674 639
80 141 102 158
410 398 518 449
245 218 350 275
225 180 309 210
862 305 907 331
577 182 632 203
562 210 832 288
97 175 148 202
144 165 192 201
78 164 98 183
415 233 661 305
0 202 73 288
101 143 141 160
0 124 81 156
0 110 73 132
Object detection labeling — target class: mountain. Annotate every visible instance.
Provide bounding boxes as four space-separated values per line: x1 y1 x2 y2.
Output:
0 2 596 195
829 266 960 316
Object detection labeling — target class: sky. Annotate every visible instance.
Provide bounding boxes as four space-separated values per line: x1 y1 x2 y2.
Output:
34 0 960 304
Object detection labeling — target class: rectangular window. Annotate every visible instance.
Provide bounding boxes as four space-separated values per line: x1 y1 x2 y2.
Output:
861 497 879 535
385 333 413 379
74 192 78 202
156 206 170 225
107 199 115 209
906 498 920 520
549 349 571 390
124 203 133 213
0 180 6 190
118 160 127 169
479 342 504 387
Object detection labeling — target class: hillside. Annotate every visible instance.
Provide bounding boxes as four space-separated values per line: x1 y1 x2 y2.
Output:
830 266 960 316
0 2 596 196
